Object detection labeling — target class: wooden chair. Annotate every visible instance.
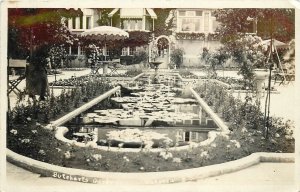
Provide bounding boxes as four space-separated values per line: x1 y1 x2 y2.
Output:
108 59 122 76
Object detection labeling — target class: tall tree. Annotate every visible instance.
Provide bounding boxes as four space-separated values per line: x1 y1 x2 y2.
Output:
8 8 81 100
214 8 295 44
96 8 113 26
153 9 176 37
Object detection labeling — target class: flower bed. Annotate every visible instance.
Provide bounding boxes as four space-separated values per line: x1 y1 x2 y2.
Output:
8 77 113 125
194 81 294 152
215 77 245 90
175 32 205 40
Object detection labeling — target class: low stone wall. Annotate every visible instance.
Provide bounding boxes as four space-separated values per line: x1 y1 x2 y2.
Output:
6 149 294 185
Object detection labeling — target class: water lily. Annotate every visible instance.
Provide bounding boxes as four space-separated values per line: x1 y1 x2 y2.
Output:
38 149 46 155
21 139 30 144
10 129 17 135
118 143 124 148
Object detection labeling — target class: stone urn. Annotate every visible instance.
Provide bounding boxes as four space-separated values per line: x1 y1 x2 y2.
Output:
253 69 269 98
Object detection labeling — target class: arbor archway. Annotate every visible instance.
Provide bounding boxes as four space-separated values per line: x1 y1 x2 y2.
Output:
155 35 171 68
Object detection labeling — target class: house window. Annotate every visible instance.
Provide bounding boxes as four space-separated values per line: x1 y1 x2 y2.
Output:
178 10 204 32
121 47 128 56
204 12 210 32
186 11 195 17
86 16 92 29
80 16 83 29
178 11 185 16
72 17 76 29
191 132 197 141
122 20 143 30
129 47 136 55
106 49 110 56
181 18 201 32
196 11 203 16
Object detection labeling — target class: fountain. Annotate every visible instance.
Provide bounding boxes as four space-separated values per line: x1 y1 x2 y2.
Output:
149 61 163 84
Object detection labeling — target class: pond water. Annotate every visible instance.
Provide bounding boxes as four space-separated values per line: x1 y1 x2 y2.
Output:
64 73 218 148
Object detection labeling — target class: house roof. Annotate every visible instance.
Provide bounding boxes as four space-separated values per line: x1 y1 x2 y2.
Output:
146 8 157 19
9 59 27 68
120 8 144 19
108 8 119 17
108 8 157 19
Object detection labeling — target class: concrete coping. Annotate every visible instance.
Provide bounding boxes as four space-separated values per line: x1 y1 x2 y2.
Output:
54 126 220 153
46 86 121 129
190 87 230 133
49 82 225 153
6 149 294 185
131 73 145 81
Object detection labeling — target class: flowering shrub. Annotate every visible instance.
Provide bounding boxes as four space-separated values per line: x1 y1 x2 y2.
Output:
194 81 294 152
175 32 205 40
201 48 230 78
195 81 265 131
232 35 268 89
170 48 185 68
124 68 143 77
159 151 173 160
49 46 68 69
10 77 112 125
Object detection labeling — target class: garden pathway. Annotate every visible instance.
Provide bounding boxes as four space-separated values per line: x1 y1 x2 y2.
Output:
5 162 296 192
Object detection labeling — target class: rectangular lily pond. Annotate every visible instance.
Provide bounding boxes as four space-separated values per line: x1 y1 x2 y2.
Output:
63 74 219 148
